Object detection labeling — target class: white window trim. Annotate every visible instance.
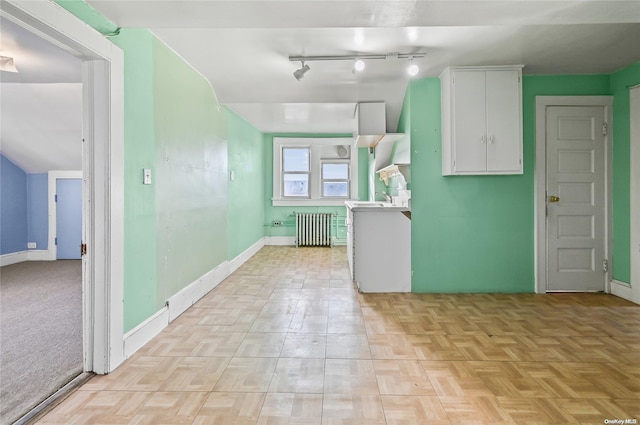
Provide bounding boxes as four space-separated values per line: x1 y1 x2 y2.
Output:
273 137 358 206
321 160 351 199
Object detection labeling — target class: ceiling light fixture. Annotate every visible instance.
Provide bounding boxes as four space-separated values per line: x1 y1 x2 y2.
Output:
289 52 425 79
293 62 310 81
0 56 18 73
407 58 419 77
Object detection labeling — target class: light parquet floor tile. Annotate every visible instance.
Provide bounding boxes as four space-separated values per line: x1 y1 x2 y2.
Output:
34 246 640 425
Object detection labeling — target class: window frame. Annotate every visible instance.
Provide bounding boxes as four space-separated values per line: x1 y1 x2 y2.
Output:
320 160 351 199
273 137 358 206
281 146 311 199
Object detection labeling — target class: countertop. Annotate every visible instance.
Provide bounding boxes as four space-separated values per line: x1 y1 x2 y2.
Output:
344 200 411 212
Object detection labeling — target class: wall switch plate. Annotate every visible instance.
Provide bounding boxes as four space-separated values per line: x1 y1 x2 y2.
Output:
143 168 152 185
27 242 37 249
230 170 235 181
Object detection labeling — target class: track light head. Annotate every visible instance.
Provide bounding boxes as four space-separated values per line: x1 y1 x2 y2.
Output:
293 62 310 81
407 58 419 77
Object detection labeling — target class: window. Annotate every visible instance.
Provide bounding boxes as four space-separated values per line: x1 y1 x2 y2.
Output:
321 162 349 197
282 148 310 197
273 137 358 206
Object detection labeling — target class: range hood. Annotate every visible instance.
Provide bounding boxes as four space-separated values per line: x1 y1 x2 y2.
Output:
353 102 403 148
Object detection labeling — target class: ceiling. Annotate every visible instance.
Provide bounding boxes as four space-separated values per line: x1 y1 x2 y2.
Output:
1 1 639 173
0 16 82 173
86 0 640 133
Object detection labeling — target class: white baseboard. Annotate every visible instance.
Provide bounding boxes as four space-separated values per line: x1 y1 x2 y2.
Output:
123 307 169 358
166 260 231 322
265 236 296 246
0 251 28 266
611 279 636 304
122 238 267 360
27 250 51 261
230 238 265 274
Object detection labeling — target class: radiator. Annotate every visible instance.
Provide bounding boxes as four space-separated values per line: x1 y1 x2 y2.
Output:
295 213 333 247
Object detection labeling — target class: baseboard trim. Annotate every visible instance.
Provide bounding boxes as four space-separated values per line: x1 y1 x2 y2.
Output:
166 260 231 322
0 250 28 267
27 249 51 261
230 238 265 274
611 279 634 303
123 307 169 358
122 238 267 360
265 236 296 246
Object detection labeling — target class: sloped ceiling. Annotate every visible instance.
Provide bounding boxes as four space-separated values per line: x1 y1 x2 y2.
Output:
1 83 83 173
0 16 82 173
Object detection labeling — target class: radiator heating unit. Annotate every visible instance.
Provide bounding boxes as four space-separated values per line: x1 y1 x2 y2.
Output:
295 212 333 247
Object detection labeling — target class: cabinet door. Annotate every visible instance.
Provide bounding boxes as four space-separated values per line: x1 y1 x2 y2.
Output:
486 70 521 172
452 71 487 172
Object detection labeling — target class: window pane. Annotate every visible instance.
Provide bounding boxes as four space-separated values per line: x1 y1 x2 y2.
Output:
283 173 309 197
322 163 348 179
323 182 349 197
283 148 309 172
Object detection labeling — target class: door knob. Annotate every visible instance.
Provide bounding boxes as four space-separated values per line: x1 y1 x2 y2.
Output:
548 195 560 203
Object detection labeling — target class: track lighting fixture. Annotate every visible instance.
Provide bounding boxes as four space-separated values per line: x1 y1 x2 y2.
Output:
289 52 425 80
407 58 419 77
293 62 310 81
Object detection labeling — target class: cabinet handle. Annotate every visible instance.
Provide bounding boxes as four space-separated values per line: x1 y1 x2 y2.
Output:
489 135 494 144
481 135 485 144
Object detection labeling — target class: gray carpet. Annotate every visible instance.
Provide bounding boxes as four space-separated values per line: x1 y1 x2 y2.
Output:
0 261 82 425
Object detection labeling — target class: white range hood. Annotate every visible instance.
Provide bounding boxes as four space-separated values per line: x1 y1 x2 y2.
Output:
353 102 403 148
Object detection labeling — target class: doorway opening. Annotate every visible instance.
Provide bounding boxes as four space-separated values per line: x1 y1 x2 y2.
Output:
1 0 124 422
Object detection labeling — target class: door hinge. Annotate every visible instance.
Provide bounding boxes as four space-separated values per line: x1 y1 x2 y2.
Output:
81 243 87 256
55 194 58 202
603 259 608 272
55 237 57 246
602 122 608 136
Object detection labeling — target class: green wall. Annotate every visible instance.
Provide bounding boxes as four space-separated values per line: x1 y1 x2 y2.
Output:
405 71 636 292
55 1 266 332
111 30 159 330
153 37 229 305
408 78 533 292
262 134 368 243
610 63 640 283
227 111 265 259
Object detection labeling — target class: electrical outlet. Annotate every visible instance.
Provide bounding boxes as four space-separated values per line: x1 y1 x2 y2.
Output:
273 220 281 227
27 242 37 249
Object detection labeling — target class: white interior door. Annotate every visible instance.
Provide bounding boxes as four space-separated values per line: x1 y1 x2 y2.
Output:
546 106 606 291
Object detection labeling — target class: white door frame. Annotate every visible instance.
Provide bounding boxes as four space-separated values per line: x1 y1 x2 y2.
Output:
534 96 613 294
1 1 125 374
628 85 640 304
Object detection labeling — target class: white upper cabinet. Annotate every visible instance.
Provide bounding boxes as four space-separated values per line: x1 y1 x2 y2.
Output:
441 66 524 175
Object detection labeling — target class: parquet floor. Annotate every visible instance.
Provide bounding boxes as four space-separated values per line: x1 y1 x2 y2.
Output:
36 246 640 424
